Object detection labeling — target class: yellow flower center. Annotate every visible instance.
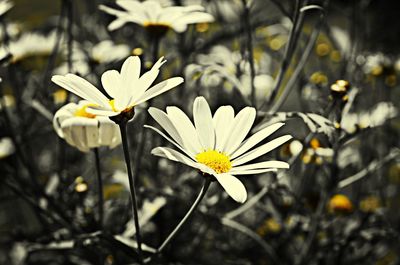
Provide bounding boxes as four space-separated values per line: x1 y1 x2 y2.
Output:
74 104 96 119
196 150 232 174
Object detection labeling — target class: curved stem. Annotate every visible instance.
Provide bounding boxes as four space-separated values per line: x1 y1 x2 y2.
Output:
157 177 212 254
93 148 104 230
119 122 143 263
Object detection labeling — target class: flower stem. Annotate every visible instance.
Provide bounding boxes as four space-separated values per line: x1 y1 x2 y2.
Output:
93 148 104 230
119 122 143 262
241 0 256 107
156 177 212 254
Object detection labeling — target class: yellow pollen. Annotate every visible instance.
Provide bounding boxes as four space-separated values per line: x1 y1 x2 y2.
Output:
74 104 96 118
109 99 134 113
143 21 171 28
109 99 117 112
196 150 232 174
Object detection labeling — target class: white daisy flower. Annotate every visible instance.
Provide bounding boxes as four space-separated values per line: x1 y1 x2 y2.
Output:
91 40 130 64
99 0 214 33
53 100 121 152
51 56 184 119
0 31 58 63
146 96 292 203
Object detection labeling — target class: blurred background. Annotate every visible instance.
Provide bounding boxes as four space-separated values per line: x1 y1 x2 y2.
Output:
0 0 399 264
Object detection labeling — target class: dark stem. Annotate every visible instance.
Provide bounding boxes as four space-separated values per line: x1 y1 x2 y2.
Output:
262 0 304 110
93 148 104 230
119 122 143 263
66 0 74 72
241 0 256 107
156 177 212 254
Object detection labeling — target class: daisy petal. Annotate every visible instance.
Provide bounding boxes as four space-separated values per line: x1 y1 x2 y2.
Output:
224 107 256 155
230 168 277 175
101 70 121 99
230 123 285 159
232 135 293 166
86 107 119 117
165 106 202 155
52 75 110 107
148 107 184 147
135 77 183 106
213 105 235 151
144 125 195 159
193 96 215 150
214 173 247 203
231 161 289 172
151 146 196 167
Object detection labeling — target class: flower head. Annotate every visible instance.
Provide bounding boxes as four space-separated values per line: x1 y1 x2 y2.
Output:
99 0 214 33
53 100 121 152
146 96 292 203
328 194 353 214
51 56 184 120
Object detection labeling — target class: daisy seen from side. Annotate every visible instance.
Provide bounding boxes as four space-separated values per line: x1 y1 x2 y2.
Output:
52 56 184 121
146 96 292 203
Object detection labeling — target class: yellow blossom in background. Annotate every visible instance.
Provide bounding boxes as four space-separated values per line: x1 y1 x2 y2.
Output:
360 196 381 213
328 194 353 214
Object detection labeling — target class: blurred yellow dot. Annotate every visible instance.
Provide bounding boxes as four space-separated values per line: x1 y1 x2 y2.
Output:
132 47 143 56
1 94 15 108
360 196 381 213
106 255 114 265
269 36 285 51
75 182 88 193
328 194 353 214
145 61 153 69
310 72 328 85
104 183 124 199
388 164 400 183
196 22 209 33
316 43 330 57
53 89 68 104
75 176 84 184
302 153 313 164
334 122 341 129
385 74 397 87
315 156 323 165
330 50 341 62
257 218 281 236
310 138 321 149
371 65 383 76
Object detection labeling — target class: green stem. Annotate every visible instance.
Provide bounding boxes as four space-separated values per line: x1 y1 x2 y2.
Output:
119 122 143 263
156 177 212 254
93 148 104 230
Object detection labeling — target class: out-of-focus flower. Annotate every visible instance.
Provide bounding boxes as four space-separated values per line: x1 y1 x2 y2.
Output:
330 79 350 101
0 0 13 17
53 89 68 105
52 56 184 119
328 194 353 214
0 137 15 159
301 138 333 165
99 0 214 33
53 100 121 152
0 31 58 63
185 45 274 103
146 96 292 203
90 40 130 64
257 217 282 236
359 195 381 213
340 102 398 134
363 53 391 76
